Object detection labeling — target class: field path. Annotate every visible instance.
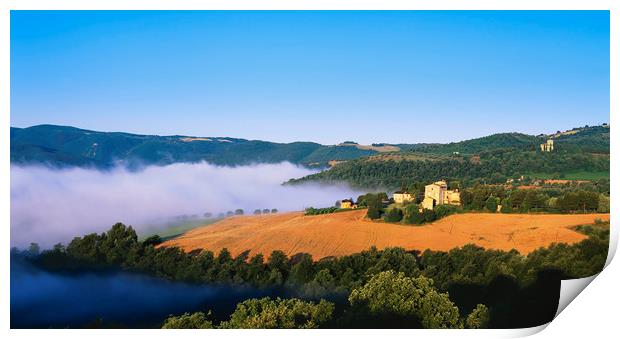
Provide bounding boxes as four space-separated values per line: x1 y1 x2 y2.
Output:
160 210 609 260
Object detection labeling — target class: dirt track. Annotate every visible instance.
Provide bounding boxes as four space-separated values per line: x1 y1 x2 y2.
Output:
160 210 609 259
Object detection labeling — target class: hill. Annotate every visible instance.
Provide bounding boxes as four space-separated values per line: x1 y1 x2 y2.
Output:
10 125 376 168
288 125 610 189
11 124 609 171
160 209 609 259
416 132 543 154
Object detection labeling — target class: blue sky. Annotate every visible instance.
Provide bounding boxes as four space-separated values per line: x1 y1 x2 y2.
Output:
11 11 609 144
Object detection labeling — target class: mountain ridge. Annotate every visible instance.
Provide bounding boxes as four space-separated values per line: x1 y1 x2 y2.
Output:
10 123 609 169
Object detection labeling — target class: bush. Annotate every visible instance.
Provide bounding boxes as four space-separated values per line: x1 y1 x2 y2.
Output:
383 208 403 223
422 209 436 222
219 297 335 329
162 312 214 329
402 205 424 225
485 197 499 213
305 207 339 215
466 304 490 329
434 205 457 219
348 271 462 329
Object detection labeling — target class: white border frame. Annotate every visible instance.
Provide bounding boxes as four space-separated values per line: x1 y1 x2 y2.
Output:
1 1 617 338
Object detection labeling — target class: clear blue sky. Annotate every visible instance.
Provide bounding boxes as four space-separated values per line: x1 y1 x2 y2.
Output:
11 11 609 144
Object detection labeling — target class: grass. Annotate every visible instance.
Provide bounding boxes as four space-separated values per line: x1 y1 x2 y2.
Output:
139 217 222 241
525 171 609 181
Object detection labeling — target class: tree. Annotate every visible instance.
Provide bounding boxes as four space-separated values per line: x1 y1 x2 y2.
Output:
254 209 262 215
162 311 214 329
219 297 335 329
485 196 499 213
288 254 314 285
465 304 490 329
28 242 40 256
271 208 279 214
598 195 610 213
434 205 457 219
348 271 462 328
235 209 244 215
403 205 424 225
365 194 383 220
263 209 271 214
500 198 513 213
226 211 234 217
383 208 403 223
204 212 213 218
302 269 338 297
142 235 163 247
422 209 436 222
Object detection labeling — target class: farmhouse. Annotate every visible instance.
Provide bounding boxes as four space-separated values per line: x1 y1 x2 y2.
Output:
393 191 414 204
340 199 357 209
421 180 461 210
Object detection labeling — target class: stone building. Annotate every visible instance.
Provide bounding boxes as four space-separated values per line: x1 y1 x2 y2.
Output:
421 180 461 210
540 139 554 152
393 191 414 204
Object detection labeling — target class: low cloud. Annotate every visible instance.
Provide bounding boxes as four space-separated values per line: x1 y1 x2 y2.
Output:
11 162 363 248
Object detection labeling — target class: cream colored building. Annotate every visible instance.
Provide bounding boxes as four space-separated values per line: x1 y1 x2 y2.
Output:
393 191 414 204
540 139 554 152
422 180 461 210
340 199 357 209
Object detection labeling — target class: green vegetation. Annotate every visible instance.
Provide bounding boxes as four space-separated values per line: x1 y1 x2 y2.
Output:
288 125 609 190
140 217 221 241
10 125 376 168
415 132 542 155
219 297 335 329
460 186 606 213
304 206 360 215
162 312 215 329
526 171 610 181
11 124 610 172
289 149 609 190
348 271 462 328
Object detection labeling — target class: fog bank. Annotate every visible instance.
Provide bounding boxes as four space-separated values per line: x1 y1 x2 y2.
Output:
11 162 363 247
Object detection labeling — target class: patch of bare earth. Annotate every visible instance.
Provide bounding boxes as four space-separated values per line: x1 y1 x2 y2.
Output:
159 210 609 260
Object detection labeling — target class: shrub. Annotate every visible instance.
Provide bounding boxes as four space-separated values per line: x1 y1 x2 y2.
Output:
383 208 403 223
465 304 490 329
434 205 457 219
219 297 335 329
162 311 214 329
348 271 462 329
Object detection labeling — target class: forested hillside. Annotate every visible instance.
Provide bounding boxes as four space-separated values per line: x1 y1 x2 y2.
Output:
288 125 610 190
11 124 609 173
10 125 375 168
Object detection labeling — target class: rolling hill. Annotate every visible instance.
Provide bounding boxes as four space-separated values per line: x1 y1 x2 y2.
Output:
160 209 609 259
288 124 610 189
10 125 377 168
11 124 609 175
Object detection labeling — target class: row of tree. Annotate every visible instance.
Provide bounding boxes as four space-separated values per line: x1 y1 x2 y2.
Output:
461 187 607 213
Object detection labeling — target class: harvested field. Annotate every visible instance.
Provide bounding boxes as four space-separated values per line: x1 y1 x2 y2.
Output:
160 210 609 260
